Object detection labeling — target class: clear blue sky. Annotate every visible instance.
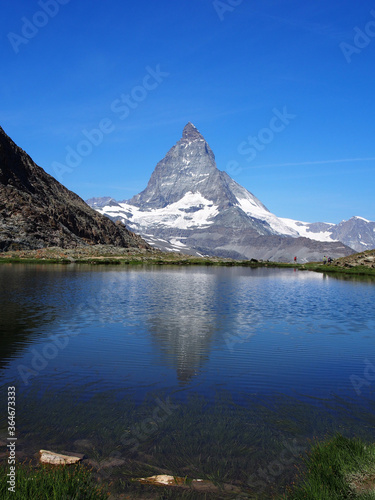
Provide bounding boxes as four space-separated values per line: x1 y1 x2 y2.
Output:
1 0 374 223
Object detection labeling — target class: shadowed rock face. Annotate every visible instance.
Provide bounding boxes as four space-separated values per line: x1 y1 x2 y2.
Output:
0 126 150 251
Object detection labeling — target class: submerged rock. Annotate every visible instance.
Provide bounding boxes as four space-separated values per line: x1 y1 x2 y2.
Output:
73 439 94 449
86 457 125 469
137 475 201 486
136 474 241 493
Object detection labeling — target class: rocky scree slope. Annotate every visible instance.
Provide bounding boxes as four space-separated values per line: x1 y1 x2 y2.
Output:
332 249 375 270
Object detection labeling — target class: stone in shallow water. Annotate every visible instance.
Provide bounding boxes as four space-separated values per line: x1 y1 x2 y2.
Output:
39 450 82 465
137 475 201 486
136 475 241 493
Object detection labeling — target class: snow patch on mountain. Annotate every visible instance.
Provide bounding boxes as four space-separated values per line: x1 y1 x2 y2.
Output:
352 216 370 223
280 218 335 242
169 238 188 248
98 191 219 230
237 198 298 237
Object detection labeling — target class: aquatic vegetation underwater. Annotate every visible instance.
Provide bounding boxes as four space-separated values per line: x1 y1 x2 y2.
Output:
2 383 375 498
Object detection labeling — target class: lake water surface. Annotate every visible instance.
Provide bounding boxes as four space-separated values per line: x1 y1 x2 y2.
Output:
1 264 375 497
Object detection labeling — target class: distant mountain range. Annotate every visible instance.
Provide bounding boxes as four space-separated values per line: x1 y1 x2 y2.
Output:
88 123 370 262
0 126 150 251
279 216 375 253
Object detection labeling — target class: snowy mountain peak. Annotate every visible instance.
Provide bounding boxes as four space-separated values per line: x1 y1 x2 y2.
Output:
127 122 218 208
88 123 360 261
96 123 306 243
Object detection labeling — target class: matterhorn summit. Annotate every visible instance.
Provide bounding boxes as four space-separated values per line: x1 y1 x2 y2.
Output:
181 121 206 141
129 122 223 209
88 123 358 262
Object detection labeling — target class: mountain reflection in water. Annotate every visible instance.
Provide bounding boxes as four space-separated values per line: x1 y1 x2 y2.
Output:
0 264 374 400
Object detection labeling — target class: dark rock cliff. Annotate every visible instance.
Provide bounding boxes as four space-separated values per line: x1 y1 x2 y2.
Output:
0 126 150 251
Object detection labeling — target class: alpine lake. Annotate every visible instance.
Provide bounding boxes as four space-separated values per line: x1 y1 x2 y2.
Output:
1 263 375 499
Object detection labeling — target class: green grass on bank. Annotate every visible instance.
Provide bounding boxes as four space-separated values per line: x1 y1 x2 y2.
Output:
303 263 375 277
284 434 375 499
0 462 108 499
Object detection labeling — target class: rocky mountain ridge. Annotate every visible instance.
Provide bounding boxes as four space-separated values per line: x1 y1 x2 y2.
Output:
280 216 375 253
0 126 150 251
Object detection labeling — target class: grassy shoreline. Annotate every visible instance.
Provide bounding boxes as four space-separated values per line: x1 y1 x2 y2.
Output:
3 435 374 499
284 434 375 499
0 246 374 277
0 462 108 500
